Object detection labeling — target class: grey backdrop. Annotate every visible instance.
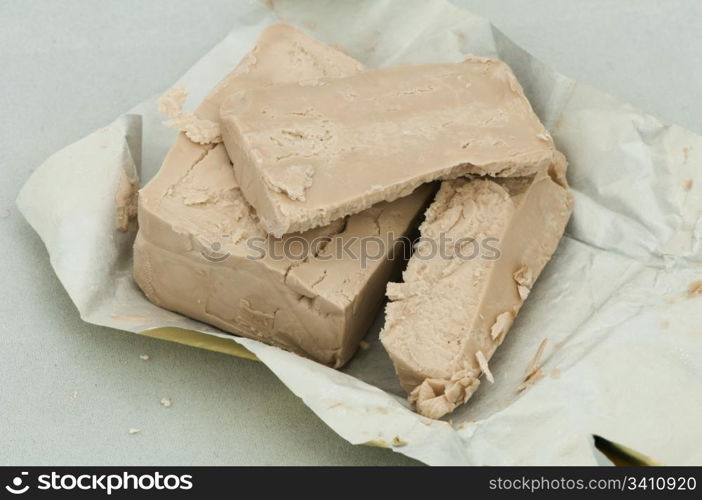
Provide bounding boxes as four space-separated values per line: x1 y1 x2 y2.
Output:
1 0 700 465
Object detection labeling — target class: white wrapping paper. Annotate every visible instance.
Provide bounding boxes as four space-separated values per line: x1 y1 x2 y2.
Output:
16 0 702 465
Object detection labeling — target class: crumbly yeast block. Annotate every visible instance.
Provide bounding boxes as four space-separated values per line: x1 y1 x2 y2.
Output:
380 155 573 418
134 24 433 367
219 58 557 237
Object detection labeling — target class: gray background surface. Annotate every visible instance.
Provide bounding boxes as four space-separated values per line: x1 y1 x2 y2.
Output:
1 0 700 465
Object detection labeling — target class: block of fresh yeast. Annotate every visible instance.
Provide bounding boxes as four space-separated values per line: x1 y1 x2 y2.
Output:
220 58 556 236
133 24 434 367
381 156 573 418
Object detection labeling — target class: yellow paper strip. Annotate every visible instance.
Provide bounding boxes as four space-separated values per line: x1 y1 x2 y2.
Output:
140 327 259 362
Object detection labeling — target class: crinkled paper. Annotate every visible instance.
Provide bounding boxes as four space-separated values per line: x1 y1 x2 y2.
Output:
17 0 702 465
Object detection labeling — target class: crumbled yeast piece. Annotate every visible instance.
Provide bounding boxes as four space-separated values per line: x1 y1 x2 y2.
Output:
513 264 534 300
263 164 315 202
408 369 481 420
524 338 548 377
490 311 515 340
115 169 138 232
688 280 702 297
475 350 494 383
160 397 172 408
517 338 549 392
158 86 222 145
517 370 544 392
392 436 407 447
